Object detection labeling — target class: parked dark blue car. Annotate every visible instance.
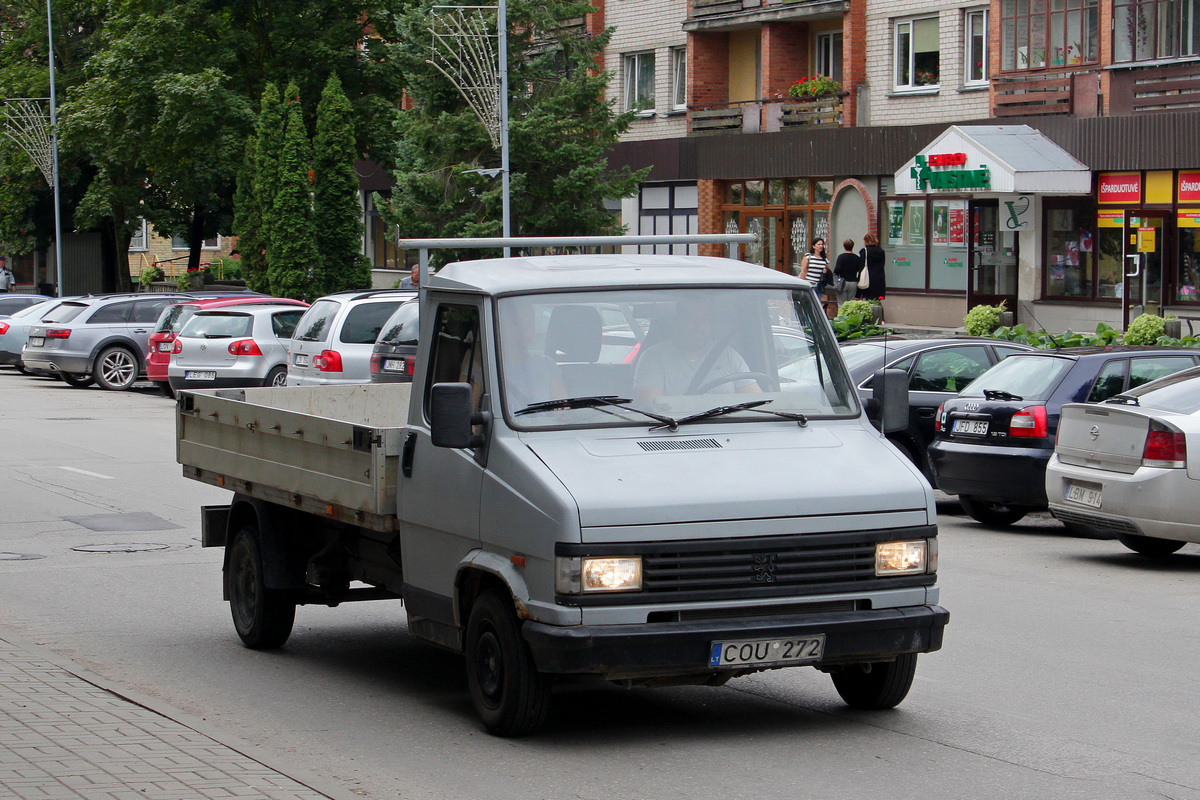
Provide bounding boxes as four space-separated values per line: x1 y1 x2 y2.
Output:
929 346 1200 527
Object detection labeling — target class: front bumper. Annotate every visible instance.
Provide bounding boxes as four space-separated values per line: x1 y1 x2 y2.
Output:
929 438 1051 506
522 604 948 678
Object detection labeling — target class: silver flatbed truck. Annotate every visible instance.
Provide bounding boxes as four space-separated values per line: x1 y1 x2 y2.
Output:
178 235 948 736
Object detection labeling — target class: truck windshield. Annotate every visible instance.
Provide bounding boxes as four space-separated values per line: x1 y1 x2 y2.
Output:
497 287 858 429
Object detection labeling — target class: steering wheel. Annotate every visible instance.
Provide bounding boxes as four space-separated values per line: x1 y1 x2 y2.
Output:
684 330 738 394
696 371 777 394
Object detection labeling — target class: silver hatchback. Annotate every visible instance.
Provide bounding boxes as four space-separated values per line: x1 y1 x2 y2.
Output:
169 305 307 390
287 289 416 385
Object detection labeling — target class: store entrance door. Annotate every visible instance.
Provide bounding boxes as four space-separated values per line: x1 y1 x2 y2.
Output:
739 213 783 272
967 201 1019 314
1122 211 1168 329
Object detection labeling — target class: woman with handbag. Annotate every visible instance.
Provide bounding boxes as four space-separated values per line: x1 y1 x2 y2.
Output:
800 238 836 318
857 232 886 300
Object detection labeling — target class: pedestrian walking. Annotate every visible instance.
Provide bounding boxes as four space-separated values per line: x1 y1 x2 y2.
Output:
833 238 861 307
0 258 13 293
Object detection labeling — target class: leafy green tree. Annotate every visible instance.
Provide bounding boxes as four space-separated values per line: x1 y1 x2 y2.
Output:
313 73 369 294
377 0 647 264
267 83 317 299
232 137 269 292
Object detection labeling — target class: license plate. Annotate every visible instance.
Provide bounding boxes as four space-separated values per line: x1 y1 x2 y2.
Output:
1065 481 1102 508
157 341 173 352
383 358 406 372
952 419 989 435
294 354 309 367
185 370 216 381
709 635 826 668
28 337 44 347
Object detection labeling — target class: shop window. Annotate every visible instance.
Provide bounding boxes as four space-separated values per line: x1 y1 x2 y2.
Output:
1000 0 1100 71
965 9 988 84
886 199 928 291
1114 0 1200 62
895 16 940 89
670 47 687 110
721 178 834 274
1178 222 1200 303
624 52 655 114
929 199 970 290
1044 204 1103 299
815 31 843 84
637 184 699 254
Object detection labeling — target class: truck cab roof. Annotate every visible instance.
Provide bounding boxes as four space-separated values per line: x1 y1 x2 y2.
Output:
429 254 810 295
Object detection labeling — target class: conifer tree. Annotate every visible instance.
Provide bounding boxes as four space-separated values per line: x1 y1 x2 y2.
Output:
254 84 284 273
267 82 318 299
232 137 269 292
313 73 370 294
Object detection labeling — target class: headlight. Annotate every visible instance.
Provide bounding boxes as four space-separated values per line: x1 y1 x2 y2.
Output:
875 540 934 575
555 556 642 594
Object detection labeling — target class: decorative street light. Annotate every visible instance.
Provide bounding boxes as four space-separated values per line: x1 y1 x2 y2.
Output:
46 0 65 296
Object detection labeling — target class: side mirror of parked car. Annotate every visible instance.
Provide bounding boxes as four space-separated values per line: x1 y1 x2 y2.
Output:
866 368 909 434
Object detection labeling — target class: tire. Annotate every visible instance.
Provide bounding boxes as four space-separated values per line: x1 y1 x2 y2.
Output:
14 362 27 375
831 652 918 710
465 591 552 736
1116 533 1186 557
155 381 175 398
226 525 296 649
59 372 94 388
264 365 288 388
93 345 139 391
959 495 1029 527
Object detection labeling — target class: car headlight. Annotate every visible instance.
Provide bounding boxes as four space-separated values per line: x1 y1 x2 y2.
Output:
875 539 936 575
555 556 643 594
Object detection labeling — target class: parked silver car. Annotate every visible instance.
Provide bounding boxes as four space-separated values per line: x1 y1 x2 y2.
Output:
287 289 416 386
0 294 51 318
0 298 65 372
23 293 198 390
169 304 308 390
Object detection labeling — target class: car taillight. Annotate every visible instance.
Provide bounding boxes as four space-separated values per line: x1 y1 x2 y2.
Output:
1143 420 1186 468
0 322 9 335
407 357 416 377
1008 405 1047 438
313 349 342 372
369 352 381 374
172 339 183 354
46 328 71 339
934 402 945 432
622 343 641 365
228 339 263 356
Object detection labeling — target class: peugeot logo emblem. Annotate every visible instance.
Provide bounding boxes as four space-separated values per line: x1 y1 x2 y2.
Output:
1089 425 1100 440
753 553 777 583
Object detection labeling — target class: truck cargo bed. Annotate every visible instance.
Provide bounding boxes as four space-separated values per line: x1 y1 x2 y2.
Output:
177 384 412 532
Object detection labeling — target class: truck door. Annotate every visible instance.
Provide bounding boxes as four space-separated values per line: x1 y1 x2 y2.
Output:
397 300 486 627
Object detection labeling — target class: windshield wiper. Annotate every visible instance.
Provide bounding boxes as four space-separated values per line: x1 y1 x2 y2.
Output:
983 389 1023 401
651 399 807 430
1107 393 1140 406
514 395 679 428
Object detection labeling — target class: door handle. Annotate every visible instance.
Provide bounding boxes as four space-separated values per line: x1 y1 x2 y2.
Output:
1125 254 1141 278
401 431 416 477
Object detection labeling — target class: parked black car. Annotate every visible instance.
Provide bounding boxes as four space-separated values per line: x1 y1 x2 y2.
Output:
838 335 1035 482
369 298 419 383
929 346 1200 527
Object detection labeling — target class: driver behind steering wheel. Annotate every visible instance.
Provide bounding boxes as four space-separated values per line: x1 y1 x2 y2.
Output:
633 297 763 406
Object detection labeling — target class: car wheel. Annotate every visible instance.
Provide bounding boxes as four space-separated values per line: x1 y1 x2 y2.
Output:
93 345 139 391
155 381 174 398
831 652 918 709
14 362 28 374
226 524 296 649
465 590 552 736
959 495 1028 527
59 372 94 388
1116 533 1186 557
264 365 288 388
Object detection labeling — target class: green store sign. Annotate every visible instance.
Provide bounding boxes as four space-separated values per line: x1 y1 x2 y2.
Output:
910 154 991 191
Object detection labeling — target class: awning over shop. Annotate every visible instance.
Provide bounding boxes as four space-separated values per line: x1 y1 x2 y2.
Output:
894 125 1090 195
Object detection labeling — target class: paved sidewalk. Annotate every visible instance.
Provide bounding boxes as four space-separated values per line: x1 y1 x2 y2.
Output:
0 633 352 800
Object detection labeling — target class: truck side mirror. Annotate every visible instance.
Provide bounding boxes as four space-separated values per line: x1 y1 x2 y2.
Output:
865 368 909 434
429 382 490 448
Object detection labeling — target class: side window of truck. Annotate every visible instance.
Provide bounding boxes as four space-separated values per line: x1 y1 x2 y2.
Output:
425 304 485 414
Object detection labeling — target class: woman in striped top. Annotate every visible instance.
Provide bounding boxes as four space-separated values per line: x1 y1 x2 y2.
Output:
801 238 829 286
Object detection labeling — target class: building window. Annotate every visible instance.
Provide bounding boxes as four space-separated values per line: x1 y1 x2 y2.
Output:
128 219 148 252
815 31 843 84
965 9 988 84
172 234 220 251
624 51 656 114
1114 0 1200 62
895 17 940 90
638 183 698 254
1000 0 1100 71
670 47 687 110
1044 201 1105 300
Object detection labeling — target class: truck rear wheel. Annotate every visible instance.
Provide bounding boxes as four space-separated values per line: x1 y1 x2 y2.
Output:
465 591 551 736
227 525 296 649
831 652 917 709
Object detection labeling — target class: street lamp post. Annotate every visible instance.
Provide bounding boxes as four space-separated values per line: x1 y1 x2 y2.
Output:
46 0 64 297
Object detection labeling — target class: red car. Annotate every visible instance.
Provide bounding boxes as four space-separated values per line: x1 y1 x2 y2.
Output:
146 296 308 394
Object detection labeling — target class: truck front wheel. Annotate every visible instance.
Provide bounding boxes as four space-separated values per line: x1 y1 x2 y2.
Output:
227 525 296 649
465 591 552 736
831 652 917 709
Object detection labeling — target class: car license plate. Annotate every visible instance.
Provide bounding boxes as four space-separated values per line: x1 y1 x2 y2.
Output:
709 635 826 668
28 337 44 347
952 419 989 435
383 358 406 372
185 370 216 381
294 354 309 367
158 341 173 352
1065 481 1102 508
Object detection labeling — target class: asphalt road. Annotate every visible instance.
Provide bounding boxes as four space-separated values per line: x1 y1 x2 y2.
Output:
1 369 1198 800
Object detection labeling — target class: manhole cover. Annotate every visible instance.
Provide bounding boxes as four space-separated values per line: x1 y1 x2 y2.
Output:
0 552 44 561
64 513 181 532
73 543 171 553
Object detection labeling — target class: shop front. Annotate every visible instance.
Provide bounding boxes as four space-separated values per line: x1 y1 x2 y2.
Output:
890 125 1090 329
